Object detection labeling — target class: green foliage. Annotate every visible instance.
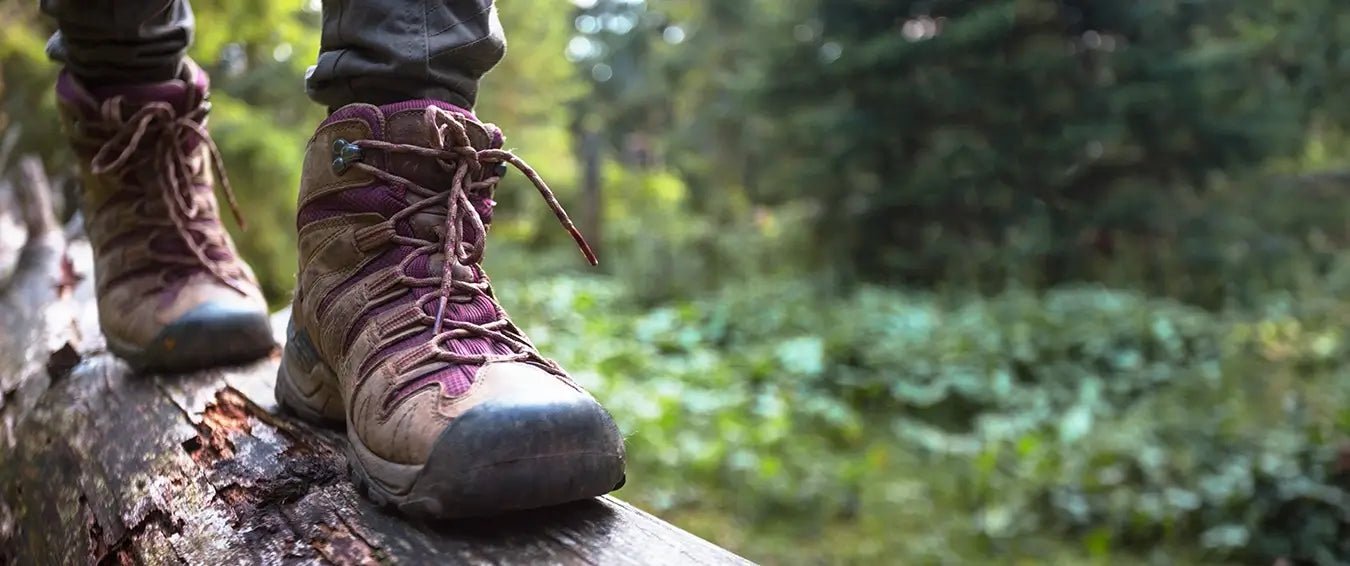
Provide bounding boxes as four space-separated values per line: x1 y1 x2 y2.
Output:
0 2 62 170
572 0 1350 305
747 0 1308 290
208 93 306 303
182 1 324 306
494 276 1349 564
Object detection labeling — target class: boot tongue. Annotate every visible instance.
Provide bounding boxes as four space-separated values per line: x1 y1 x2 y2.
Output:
377 100 493 149
83 63 225 267
375 100 498 283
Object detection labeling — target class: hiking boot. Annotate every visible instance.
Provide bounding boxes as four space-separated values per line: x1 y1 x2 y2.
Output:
277 100 625 518
56 59 274 372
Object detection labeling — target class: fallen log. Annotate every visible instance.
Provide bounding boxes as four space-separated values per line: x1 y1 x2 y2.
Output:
0 161 751 565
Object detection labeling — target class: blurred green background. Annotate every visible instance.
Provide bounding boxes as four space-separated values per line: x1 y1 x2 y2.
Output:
4 0 1350 563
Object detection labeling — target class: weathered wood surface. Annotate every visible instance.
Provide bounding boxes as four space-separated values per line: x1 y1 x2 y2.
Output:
0 163 752 566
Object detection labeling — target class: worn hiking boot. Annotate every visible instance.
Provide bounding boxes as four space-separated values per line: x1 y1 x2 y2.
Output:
277 101 625 518
56 60 274 372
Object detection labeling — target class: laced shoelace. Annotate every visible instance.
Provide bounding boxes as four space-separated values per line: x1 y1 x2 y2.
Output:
344 106 596 369
86 97 249 294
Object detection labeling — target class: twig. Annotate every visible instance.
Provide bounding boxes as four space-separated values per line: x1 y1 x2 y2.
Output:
15 156 58 236
0 127 20 175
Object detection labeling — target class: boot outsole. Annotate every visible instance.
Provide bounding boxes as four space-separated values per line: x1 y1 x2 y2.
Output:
346 438 627 521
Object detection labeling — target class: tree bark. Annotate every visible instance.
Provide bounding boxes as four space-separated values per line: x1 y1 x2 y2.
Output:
0 160 751 566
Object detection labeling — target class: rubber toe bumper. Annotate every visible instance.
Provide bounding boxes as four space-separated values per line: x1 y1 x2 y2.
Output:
349 367 628 519
120 301 276 372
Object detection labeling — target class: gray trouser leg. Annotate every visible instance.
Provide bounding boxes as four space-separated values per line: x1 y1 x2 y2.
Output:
306 0 507 110
41 0 193 85
42 0 505 108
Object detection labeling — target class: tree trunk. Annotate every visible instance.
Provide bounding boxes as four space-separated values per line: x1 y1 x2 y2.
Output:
0 158 751 566
581 129 603 262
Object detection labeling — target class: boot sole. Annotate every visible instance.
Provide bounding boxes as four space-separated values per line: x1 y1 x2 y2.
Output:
276 322 627 519
345 420 626 520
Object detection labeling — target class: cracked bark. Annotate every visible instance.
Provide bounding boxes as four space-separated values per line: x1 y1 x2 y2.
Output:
0 161 751 566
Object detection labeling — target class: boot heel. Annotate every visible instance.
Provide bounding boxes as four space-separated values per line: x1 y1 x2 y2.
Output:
276 317 345 426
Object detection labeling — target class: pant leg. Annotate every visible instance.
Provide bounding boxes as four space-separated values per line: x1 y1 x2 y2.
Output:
41 0 193 86
306 0 506 110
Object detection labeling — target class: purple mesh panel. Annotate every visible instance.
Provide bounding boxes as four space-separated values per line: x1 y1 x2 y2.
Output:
353 260 512 401
381 293 513 400
390 334 497 400
317 243 414 321
407 254 432 278
378 99 474 119
470 197 495 228
304 182 421 319
296 104 399 229
325 103 386 134
297 186 408 228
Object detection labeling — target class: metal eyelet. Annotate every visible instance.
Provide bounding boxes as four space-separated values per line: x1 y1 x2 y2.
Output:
331 138 364 175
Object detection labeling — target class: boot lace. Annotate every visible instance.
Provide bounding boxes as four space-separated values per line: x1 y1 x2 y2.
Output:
345 106 595 370
86 97 248 294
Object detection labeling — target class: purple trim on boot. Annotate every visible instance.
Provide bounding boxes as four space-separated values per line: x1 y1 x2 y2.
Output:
300 99 487 230
54 72 93 115
58 58 209 116
323 104 386 137
378 99 475 119
318 99 473 137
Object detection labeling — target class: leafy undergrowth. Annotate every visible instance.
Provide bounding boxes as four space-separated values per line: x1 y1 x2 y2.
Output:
494 276 1350 565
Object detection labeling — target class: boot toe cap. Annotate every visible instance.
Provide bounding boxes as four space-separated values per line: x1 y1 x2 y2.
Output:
393 363 627 518
133 300 276 372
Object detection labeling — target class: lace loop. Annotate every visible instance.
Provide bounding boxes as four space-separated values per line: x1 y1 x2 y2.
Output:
86 96 249 295
354 221 397 252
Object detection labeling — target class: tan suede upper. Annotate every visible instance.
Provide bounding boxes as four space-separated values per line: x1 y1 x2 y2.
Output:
289 103 595 465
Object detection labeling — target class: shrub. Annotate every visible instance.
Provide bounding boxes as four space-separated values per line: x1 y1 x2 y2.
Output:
495 277 1349 564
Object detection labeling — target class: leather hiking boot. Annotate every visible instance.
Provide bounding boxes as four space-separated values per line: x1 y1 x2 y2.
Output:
277 100 625 518
56 60 274 372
